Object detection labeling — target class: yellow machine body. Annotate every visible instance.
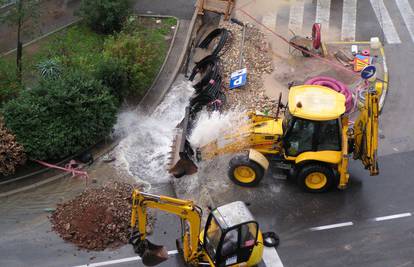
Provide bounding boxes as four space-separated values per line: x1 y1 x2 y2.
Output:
188 84 380 191
130 190 265 266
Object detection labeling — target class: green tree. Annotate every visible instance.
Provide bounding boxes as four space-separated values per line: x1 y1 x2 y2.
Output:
2 71 117 160
77 0 133 34
0 0 40 83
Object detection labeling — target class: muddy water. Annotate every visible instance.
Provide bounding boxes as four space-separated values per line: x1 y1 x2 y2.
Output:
113 78 194 185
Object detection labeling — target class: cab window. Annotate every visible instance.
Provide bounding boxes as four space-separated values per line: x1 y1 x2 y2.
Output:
317 119 341 151
284 118 315 156
204 217 222 260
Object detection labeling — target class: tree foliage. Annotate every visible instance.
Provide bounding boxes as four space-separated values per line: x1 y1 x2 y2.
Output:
0 58 21 106
103 30 166 96
77 0 133 34
0 118 26 176
2 71 117 160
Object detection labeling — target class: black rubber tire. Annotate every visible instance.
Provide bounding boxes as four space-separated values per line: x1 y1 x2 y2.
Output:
296 163 334 193
263 232 280 248
299 46 311 57
228 155 264 187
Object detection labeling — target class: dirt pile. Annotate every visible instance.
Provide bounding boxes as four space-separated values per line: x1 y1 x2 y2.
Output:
219 20 275 114
51 182 136 250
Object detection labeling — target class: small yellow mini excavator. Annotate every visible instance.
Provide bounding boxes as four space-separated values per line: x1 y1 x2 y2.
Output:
169 83 379 193
129 190 276 266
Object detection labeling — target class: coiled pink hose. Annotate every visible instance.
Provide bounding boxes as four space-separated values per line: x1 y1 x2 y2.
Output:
305 76 353 113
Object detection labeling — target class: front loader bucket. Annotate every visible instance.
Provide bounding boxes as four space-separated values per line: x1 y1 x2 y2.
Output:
168 106 198 178
130 235 168 266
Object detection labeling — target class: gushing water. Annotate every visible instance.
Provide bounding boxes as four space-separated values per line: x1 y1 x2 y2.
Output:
189 108 247 148
113 80 194 184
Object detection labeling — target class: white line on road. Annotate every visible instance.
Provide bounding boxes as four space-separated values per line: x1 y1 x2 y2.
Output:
288 0 305 35
310 221 354 231
315 0 331 34
395 0 414 42
73 250 178 267
263 246 284 267
370 0 401 44
374 212 412 222
341 0 357 41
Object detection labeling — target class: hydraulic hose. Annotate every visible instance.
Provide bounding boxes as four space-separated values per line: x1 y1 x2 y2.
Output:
305 76 353 113
198 28 229 57
189 55 220 93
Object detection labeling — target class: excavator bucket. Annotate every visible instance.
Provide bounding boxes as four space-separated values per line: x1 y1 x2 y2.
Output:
130 234 169 266
168 106 198 178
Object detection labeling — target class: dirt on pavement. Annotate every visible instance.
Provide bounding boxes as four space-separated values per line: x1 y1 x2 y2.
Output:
50 181 138 251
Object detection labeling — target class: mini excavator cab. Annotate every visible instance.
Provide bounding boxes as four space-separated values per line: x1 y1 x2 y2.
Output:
203 201 259 266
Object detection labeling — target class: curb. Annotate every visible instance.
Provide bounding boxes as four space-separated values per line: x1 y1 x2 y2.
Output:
137 15 180 104
1 18 82 57
138 6 200 113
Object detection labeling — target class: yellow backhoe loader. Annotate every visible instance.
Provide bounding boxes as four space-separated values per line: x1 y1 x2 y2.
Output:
129 190 277 266
169 83 379 193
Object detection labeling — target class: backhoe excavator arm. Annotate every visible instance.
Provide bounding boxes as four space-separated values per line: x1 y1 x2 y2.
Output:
352 87 379 175
130 190 203 265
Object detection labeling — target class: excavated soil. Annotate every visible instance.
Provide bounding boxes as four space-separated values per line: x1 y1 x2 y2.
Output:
51 181 139 251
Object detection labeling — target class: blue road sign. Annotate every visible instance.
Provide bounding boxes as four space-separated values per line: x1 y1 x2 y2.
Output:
229 68 247 89
361 65 376 80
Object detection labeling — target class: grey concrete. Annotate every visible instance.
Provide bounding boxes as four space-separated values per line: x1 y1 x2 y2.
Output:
134 0 196 20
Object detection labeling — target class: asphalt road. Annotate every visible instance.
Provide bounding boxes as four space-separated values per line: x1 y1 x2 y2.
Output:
1 1 414 267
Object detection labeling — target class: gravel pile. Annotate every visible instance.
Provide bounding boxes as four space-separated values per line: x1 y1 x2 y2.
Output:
51 182 140 250
219 20 275 114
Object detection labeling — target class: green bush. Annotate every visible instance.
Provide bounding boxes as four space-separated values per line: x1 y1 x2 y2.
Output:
94 57 129 104
103 30 166 96
0 58 21 106
36 58 62 80
2 71 117 160
77 0 133 34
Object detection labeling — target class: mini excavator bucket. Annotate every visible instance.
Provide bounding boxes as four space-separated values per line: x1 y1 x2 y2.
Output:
168 106 198 178
130 233 169 266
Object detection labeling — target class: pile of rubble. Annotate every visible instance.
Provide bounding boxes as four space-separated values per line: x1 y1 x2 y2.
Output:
219 20 275 114
51 182 146 250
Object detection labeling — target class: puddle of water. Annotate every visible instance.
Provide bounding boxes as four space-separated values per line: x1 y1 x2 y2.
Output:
113 79 194 184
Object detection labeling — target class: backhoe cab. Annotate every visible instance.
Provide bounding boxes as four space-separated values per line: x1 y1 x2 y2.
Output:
130 190 264 266
169 83 379 193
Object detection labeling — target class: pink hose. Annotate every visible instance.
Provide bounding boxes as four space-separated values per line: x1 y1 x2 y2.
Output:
305 76 353 113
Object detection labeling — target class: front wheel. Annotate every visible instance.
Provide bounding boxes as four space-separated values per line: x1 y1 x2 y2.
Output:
228 155 264 187
297 164 335 193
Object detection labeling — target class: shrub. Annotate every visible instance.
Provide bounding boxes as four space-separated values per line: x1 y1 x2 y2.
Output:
94 57 129 104
77 0 133 34
2 71 117 160
0 119 26 176
37 58 62 80
103 30 166 96
0 58 21 106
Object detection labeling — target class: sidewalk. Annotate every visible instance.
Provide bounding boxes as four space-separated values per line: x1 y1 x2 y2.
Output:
0 0 81 53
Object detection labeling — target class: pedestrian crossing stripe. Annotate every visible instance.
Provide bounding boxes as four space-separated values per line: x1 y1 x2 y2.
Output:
252 0 414 44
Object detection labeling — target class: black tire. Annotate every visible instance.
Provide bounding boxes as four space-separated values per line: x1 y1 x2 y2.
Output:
299 46 311 57
297 163 334 193
228 155 264 187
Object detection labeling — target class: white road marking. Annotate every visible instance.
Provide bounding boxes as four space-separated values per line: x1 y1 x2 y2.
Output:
395 0 414 42
370 0 401 44
262 12 277 33
263 246 284 267
310 221 354 231
73 250 178 267
341 0 357 41
315 0 331 34
288 0 305 35
374 212 412 222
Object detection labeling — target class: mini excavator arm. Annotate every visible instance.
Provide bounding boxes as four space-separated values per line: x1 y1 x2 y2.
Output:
130 190 203 266
352 87 379 175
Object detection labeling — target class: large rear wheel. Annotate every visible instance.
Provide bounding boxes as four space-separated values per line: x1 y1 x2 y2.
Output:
228 155 264 187
297 164 334 193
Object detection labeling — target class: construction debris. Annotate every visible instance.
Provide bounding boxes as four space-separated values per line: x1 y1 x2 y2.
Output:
219 20 275 114
51 182 154 251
